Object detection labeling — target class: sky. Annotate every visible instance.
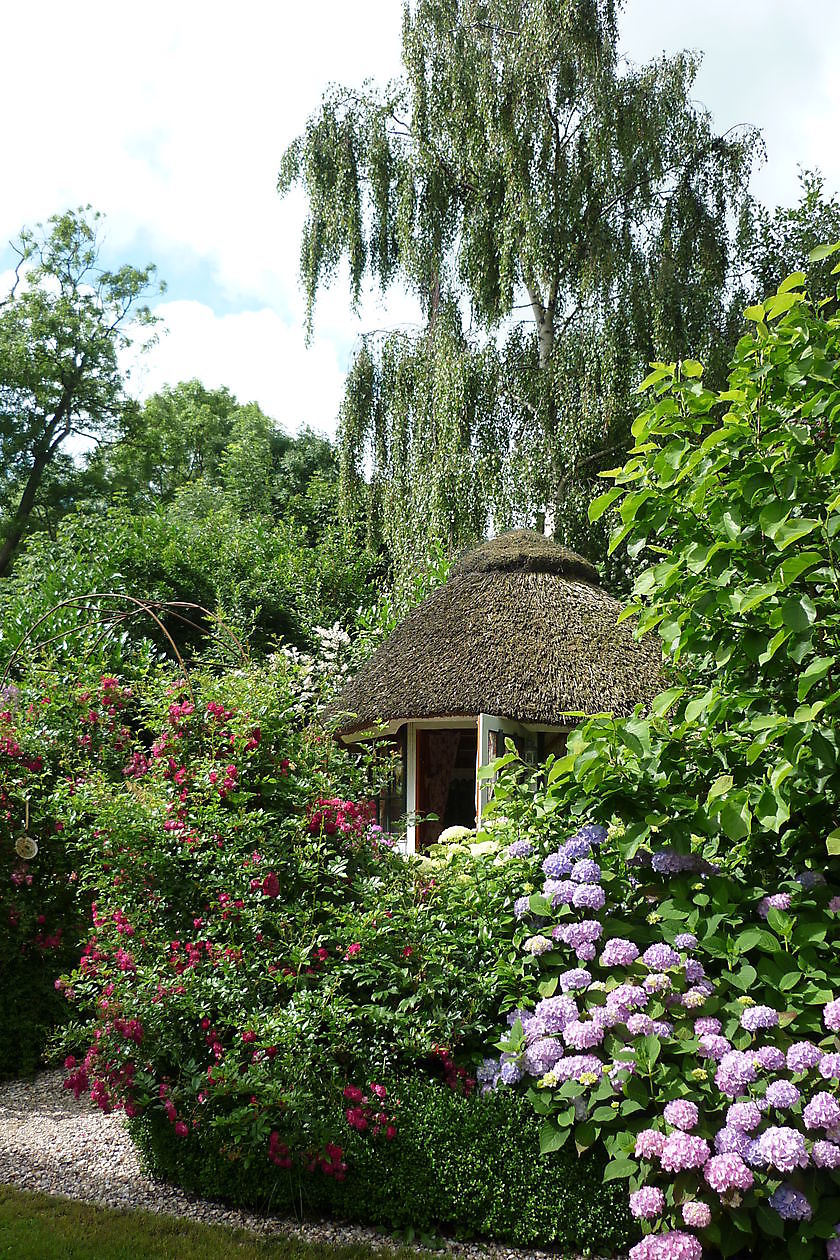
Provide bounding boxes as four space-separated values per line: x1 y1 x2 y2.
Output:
1 1 838 439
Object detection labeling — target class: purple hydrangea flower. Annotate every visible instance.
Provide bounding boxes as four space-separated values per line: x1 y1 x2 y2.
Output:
694 1017 722 1036
820 1054 840 1081
755 1045 786 1071
740 1005 779 1032
559 968 592 992
643 973 672 994
571 858 602 884
513 895 532 920
607 983 648 1011
642 943 681 970
787 1042 824 1073
683 959 705 983
600 938 639 967
533 994 578 1034
542 849 573 878
523 1037 564 1076
543 878 574 907
476 1057 500 1083
523 934 553 956
803 1092 840 1130
674 933 698 951
825 999 840 1033
715 1050 757 1097
576 942 596 961
559 920 603 949
629 1186 665 1220
563 1019 604 1050
727 1101 762 1132
575 824 607 847
754 1126 809 1172
591 1004 623 1030
564 834 595 859
714 1126 752 1158
698 1034 731 1062
798 870 826 889
629 1233 702 1260
663 1100 699 1131
813 1140 840 1168
660 1132 710 1173
626 1013 655 1037
572 883 605 910
506 839 533 858
553 1054 602 1083
764 1079 800 1109
499 1060 522 1085
651 1020 673 1038
769 1184 812 1221
704 1153 754 1193
757 892 791 919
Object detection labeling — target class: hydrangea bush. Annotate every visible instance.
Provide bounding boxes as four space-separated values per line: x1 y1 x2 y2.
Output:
482 810 840 1258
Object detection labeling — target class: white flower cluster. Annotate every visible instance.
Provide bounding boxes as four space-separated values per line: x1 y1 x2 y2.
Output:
273 622 353 715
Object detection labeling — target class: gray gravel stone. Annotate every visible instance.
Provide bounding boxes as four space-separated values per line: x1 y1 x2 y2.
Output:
0 1070 606 1259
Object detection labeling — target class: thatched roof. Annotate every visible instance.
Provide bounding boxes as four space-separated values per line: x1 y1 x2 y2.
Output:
332 529 663 736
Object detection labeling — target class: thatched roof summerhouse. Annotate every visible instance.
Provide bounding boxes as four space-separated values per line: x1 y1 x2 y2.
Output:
332 529 662 851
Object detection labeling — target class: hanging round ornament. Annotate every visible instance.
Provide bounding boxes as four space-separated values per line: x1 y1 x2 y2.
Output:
15 834 38 860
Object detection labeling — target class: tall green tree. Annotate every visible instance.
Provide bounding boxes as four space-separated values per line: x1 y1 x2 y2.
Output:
0 208 161 577
279 0 758 577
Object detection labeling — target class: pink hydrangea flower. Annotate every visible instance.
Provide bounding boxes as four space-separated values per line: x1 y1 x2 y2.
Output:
629 1232 702 1260
629 1185 665 1219
803 1092 840 1130
663 1100 699 1131
660 1132 710 1173
727 1101 761 1132
824 1000 840 1034
681 1201 712 1229
635 1128 667 1159
704 1153 754 1194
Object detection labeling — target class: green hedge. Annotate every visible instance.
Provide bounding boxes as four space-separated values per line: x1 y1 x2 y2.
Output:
130 1077 634 1251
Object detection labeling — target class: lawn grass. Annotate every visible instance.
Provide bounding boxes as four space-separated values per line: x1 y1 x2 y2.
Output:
0 1185 437 1260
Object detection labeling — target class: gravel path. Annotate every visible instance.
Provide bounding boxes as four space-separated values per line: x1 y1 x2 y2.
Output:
0 1071 588 1259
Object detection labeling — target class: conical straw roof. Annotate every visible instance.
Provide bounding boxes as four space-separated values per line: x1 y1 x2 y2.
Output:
332 529 662 734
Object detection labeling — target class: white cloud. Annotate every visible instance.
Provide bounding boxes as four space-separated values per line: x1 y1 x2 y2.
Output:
126 300 347 436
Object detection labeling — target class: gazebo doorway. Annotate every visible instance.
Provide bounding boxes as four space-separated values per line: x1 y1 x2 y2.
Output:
415 726 477 850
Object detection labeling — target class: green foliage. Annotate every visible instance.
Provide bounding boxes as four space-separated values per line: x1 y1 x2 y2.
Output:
131 1077 632 1251
581 255 840 868
0 496 378 665
280 0 759 577
0 207 161 576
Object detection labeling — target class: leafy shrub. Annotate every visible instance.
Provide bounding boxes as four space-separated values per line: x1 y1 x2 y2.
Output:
130 1075 633 1251
473 255 840 1259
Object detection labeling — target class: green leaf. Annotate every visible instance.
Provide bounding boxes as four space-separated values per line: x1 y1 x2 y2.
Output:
771 518 820 550
539 1119 569 1154
744 303 766 322
681 359 704 378
797 656 835 701
827 828 840 857
764 291 800 319
588 486 623 522
636 366 673 392
777 550 824 587
706 774 733 804
574 1121 597 1154
808 242 840 262
603 1156 638 1181
781 595 817 632
777 271 807 293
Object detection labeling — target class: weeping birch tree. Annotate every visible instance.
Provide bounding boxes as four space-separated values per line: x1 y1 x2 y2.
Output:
279 0 759 579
